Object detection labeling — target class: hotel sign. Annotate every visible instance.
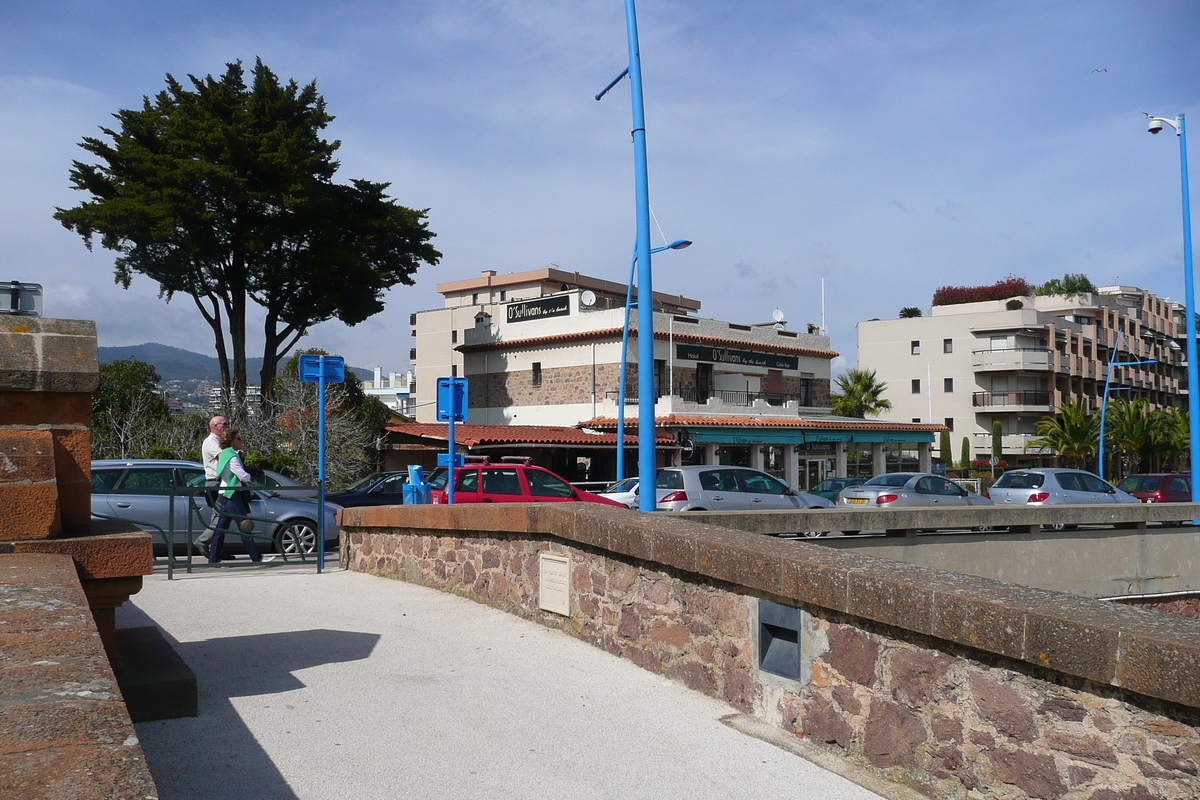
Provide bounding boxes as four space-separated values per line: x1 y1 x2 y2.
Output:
506 295 570 323
676 343 798 370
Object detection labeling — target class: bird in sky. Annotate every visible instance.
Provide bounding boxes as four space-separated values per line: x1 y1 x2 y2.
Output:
1092 68 1108 73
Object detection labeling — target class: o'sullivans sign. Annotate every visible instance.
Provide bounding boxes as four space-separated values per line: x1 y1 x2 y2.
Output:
506 295 570 323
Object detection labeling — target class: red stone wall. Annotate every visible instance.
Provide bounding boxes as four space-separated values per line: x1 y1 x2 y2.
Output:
343 522 1200 800
0 318 97 539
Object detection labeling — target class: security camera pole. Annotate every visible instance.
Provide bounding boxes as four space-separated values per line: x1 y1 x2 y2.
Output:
1146 113 1197 503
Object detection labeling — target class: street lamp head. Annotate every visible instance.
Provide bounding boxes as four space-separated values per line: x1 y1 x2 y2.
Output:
667 239 692 250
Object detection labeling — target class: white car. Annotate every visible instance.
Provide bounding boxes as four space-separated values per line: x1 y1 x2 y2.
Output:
597 477 640 508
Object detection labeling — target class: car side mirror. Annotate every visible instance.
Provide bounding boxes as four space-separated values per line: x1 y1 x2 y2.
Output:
784 488 796 496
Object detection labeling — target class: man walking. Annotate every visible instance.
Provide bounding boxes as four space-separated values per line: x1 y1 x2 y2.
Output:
193 415 227 558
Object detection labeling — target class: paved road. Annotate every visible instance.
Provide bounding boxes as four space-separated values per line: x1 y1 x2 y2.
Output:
118 563 888 800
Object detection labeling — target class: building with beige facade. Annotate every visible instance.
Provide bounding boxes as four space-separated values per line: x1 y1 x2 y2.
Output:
856 285 1189 466
410 268 945 487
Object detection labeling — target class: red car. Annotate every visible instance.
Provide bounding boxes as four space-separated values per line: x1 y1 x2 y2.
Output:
428 458 625 507
1115 474 1192 503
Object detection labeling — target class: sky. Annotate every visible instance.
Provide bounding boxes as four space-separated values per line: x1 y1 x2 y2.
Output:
2 1 1198 376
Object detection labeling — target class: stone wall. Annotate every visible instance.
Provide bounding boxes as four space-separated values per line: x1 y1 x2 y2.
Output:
0 552 158 799
340 504 1200 800
470 362 620 408
0 317 98 539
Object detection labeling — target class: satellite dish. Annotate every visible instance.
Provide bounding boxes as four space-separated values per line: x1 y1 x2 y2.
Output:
771 308 785 322
580 290 597 307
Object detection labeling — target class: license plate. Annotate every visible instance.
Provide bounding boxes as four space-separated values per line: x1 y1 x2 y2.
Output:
847 498 867 504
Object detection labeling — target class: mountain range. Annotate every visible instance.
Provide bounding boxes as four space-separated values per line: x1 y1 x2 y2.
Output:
98 343 374 384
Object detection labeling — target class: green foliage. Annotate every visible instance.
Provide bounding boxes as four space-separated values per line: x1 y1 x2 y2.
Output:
92 359 170 459
899 306 922 318
1104 399 1189 477
1005 299 1024 310
831 368 893 419
55 58 441 410
1034 273 1097 297
1026 401 1099 468
960 437 971 470
991 420 1003 458
939 430 952 464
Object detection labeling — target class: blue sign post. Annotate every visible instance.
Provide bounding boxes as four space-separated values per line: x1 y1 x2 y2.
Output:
299 354 345 572
436 377 468 503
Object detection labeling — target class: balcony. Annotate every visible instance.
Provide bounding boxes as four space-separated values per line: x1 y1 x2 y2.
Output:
603 387 823 418
972 348 1052 372
971 390 1053 411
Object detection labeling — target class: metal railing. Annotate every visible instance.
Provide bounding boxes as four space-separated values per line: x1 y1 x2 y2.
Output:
972 390 1052 407
91 483 328 580
607 387 815 407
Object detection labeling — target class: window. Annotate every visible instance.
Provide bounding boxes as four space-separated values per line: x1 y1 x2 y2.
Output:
499 290 507 301
455 469 479 493
410 329 416 337
912 379 921 394
912 418 921 423
944 377 954 393
737 470 788 495
532 362 542 387
90 469 124 493
114 469 174 494
472 292 479 304
451 330 458 344
699 469 740 492
482 468 523 496
945 417 954 431
451 365 457 377
943 338 953 354
409 313 417 326
409 348 416 361
911 340 921 355
526 470 575 498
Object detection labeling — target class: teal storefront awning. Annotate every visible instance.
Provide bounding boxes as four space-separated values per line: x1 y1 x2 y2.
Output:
685 428 935 445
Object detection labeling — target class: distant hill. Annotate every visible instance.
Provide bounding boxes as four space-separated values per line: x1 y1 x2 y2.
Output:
98 343 374 383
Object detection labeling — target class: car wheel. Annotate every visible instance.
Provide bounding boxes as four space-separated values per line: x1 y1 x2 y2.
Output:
277 519 318 555
1043 522 1075 532
800 530 826 538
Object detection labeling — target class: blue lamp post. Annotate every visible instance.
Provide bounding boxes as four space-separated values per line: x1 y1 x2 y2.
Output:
615 239 691 482
593 0 663 511
1146 113 1198 501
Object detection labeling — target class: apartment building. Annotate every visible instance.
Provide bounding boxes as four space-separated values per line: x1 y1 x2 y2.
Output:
411 268 944 487
856 285 1188 465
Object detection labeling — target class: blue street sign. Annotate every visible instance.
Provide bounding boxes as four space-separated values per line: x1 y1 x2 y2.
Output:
299 355 345 383
437 453 466 467
436 377 468 422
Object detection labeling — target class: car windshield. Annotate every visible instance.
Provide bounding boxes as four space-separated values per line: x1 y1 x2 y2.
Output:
427 468 447 491
993 471 1045 489
345 472 393 492
864 474 914 488
656 470 684 490
606 478 639 493
1117 476 1160 493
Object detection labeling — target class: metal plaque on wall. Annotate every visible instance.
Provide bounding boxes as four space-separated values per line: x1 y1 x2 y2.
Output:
538 552 571 616
507 295 570 323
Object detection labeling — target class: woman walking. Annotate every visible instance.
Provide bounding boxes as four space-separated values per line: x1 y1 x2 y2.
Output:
209 428 270 564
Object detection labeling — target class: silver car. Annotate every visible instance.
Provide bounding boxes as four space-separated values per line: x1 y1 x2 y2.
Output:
597 477 640 509
91 460 340 555
986 468 1136 529
837 473 994 509
654 466 833 512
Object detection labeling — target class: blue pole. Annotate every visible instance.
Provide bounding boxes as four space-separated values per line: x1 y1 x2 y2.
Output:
1098 334 1120 481
447 407 456 505
616 251 637 481
1177 115 1199 504
317 355 326 573
624 0 656 512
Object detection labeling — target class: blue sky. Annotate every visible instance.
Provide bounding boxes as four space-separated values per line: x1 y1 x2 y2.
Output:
2 1 1198 374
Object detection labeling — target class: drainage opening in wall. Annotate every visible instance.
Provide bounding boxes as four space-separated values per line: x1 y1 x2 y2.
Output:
758 599 801 680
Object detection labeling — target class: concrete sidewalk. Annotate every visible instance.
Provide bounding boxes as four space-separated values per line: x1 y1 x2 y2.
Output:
118 563 891 800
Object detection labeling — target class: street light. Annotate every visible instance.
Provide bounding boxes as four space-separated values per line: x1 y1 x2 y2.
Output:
1146 113 1198 502
615 239 692 482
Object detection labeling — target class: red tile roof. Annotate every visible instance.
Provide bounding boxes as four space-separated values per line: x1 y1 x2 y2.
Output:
577 415 948 432
384 423 674 446
457 328 838 359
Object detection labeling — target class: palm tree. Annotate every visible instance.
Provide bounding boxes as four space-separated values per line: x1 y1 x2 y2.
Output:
831 368 893 418
1026 400 1099 468
1105 397 1155 478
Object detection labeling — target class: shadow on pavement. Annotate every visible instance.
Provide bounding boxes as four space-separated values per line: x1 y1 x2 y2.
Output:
119 604 379 800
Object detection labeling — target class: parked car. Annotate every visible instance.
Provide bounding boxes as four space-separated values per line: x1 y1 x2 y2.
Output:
809 477 866 502
837 473 994 509
427 458 625 507
986 468 1137 530
250 468 318 499
1115 474 1192 503
597 477 640 509
90 460 340 555
653 466 833 512
325 471 410 507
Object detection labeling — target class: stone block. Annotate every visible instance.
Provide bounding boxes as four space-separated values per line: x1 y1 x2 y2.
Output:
0 391 91 426
695 528 784 596
0 482 61 541
2 531 152 580
38 333 100 393
51 428 90 483
846 560 936 635
0 429 57 484
0 333 38 390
